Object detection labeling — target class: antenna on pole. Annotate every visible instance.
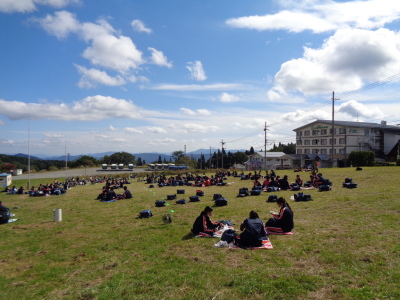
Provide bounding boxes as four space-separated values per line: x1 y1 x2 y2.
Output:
331 91 340 168
220 139 225 169
264 122 269 171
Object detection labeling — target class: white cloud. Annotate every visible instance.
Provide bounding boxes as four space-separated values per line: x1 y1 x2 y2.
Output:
219 92 241 103
131 19 152 33
272 28 400 95
124 127 144 134
148 47 172 68
95 134 110 139
35 11 144 74
0 0 79 13
147 138 176 145
169 123 219 134
186 61 207 81
108 125 118 131
145 126 167 134
43 133 64 138
180 108 211 116
75 65 126 88
151 83 248 91
0 96 144 121
338 100 384 119
0 139 15 145
226 0 400 33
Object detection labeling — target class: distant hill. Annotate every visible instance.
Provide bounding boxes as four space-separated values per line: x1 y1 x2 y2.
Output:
14 153 44 161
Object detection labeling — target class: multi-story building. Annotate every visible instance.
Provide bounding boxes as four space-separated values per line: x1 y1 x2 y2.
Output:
293 120 400 166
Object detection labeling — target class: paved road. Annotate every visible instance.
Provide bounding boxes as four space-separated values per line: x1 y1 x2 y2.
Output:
14 168 148 180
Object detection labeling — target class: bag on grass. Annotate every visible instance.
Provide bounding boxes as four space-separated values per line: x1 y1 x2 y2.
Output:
196 190 204 196
177 189 185 194
221 229 236 244
250 190 261 196
215 198 228 206
176 199 187 204
139 210 153 218
267 194 278 202
213 193 223 200
189 196 200 202
155 200 166 207
167 194 177 200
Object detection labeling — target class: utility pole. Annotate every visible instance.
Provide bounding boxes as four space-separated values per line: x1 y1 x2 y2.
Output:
220 139 225 169
331 91 339 168
264 122 268 171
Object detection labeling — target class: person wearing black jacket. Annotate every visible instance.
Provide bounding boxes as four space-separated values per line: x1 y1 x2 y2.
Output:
0 201 10 224
238 210 268 247
191 206 223 237
266 197 294 233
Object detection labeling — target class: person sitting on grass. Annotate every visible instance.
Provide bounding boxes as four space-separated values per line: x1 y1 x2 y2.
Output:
295 174 303 187
237 210 268 248
191 206 223 237
117 186 132 200
278 175 291 190
106 187 117 201
0 201 11 224
266 197 294 233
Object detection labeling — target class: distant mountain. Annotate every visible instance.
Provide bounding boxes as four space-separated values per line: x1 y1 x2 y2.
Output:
14 153 44 160
6 149 247 162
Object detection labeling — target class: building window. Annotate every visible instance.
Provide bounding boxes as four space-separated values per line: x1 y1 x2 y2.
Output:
297 149 302 154
339 138 346 144
297 131 303 137
321 129 327 135
312 139 319 145
312 149 319 154
339 148 345 154
321 149 327 154
321 139 327 145
329 128 337 134
329 139 337 145
304 149 310 154
305 140 310 145
339 128 346 134
304 130 310 136
297 139 302 145
329 149 337 154
312 130 319 135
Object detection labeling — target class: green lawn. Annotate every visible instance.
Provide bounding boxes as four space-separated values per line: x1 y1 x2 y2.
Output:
1 167 399 299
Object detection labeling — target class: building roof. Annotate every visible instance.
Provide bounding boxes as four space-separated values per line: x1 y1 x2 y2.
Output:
253 151 287 158
293 119 400 131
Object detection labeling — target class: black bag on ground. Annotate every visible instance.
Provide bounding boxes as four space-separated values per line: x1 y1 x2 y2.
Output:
215 198 228 206
189 196 200 202
251 190 261 196
267 194 278 202
139 210 153 218
343 182 358 189
294 192 312 201
239 188 249 196
177 189 185 194
155 200 166 207
167 194 177 200
213 193 223 200
176 199 187 204
319 185 331 191
267 186 279 192
221 229 236 244
196 190 204 196
345 178 352 183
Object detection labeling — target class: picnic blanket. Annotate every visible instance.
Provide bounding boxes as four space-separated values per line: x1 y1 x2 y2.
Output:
229 239 273 250
267 231 293 235
100 200 117 203
195 225 234 238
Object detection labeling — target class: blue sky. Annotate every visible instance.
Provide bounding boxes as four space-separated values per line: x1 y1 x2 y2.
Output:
1 0 400 156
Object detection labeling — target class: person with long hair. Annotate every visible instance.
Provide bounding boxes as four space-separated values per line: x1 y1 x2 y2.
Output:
266 197 294 233
191 206 223 237
238 210 268 247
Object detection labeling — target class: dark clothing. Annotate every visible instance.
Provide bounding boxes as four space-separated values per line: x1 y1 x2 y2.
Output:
239 218 268 247
266 207 294 233
192 213 219 236
106 190 117 201
269 180 279 187
124 190 132 199
278 179 290 190
0 204 10 224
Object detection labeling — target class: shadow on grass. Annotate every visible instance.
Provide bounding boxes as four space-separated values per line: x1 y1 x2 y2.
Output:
182 232 194 240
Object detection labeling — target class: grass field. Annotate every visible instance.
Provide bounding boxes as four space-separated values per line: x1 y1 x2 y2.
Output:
1 167 399 300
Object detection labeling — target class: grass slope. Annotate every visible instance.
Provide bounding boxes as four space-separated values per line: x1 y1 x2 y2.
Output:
1 167 399 300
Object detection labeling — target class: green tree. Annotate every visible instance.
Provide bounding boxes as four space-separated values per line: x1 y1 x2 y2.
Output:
74 155 98 167
137 157 143 166
232 151 248 165
157 155 162 164
348 151 375 167
102 152 136 165
172 151 185 162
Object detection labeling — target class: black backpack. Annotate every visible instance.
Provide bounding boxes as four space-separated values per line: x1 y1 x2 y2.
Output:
213 193 223 200
267 194 278 202
167 194 177 200
214 198 228 206
189 196 200 202
221 229 236 244
176 199 187 204
139 210 153 218
177 189 185 194
155 200 166 207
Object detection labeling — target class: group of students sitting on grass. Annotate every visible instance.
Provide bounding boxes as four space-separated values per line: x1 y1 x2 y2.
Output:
192 197 294 248
97 185 132 201
252 174 304 191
